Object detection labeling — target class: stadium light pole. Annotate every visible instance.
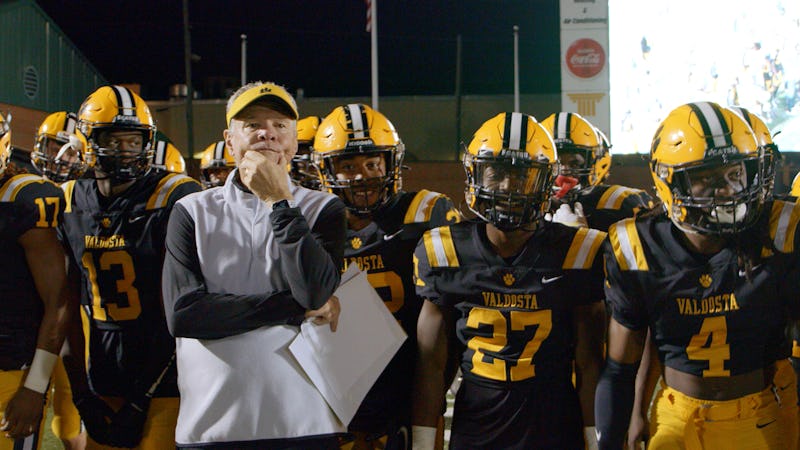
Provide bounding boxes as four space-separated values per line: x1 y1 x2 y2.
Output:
241 34 247 86
183 0 194 161
513 25 520 113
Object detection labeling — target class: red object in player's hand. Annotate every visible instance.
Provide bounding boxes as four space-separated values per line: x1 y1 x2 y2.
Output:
554 175 579 199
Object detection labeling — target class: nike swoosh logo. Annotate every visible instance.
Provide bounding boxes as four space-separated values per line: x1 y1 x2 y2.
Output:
738 264 762 277
756 419 776 429
383 229 403 241
541 275 563 284
128 214 146 224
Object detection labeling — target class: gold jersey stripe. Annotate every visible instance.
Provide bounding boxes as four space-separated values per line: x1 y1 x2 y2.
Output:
146 174 199 210
405 189 442 224
61 180 77 213
597 185 640 210
771 200 800 253
563 227 606 270
422 226 459 268
0 174 45 202
609 218 649 271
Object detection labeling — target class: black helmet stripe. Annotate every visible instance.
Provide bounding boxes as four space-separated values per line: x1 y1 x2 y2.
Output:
730 106 754 127
214 141 226 160
553 112 572 140
154 140 167 165
112 85 136 115
689 102 732 149
503 112 527 150
344 104 368 139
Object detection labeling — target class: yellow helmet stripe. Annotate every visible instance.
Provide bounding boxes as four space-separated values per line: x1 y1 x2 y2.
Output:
563 227 606 270
61 180 77 213
405 189 441 224
146 174 198 210
608 218 648 271
597 185 640 210
422 227 459 268
0 174 45 202
770 200 800 253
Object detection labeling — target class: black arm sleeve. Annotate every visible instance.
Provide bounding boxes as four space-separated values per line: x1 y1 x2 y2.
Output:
595 358 640 450
272 197 346 310
162 203 305 339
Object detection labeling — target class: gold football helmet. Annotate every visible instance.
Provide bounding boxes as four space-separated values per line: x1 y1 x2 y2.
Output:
151 136 186 174
650 101 762 234
791 171 800 198
31 111 88 182
540 112 607 199
727 106 779 198
78 85 155 181
292 115 321 189
199 141 235 188
0 112 11 176
312 104 404 214
464 112 557 230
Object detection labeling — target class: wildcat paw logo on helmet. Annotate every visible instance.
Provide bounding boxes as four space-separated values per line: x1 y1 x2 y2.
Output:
464 112 557 231
650 101 762 235
78 85 156 182
312 104 405 214
541 112 608 200
32 111 89 182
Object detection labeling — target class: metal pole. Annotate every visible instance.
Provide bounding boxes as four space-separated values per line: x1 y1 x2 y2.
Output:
241 34 247 86
370 0 379 109
455 34 462 160
513 25 520 113
183 0 194 161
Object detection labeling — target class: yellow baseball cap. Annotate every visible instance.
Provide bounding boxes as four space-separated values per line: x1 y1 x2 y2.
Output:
226 82 298 125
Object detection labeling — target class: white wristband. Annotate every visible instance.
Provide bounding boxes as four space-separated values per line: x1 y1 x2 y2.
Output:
23 348 58 394
584 426 599 450
411 425 437 450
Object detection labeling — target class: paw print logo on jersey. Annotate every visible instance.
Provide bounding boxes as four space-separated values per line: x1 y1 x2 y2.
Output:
699 274 712 288
350 237 362 250
101 217 112 229
503 273 515 286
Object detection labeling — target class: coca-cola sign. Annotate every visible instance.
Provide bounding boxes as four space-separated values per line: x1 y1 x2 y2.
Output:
565 38 605 79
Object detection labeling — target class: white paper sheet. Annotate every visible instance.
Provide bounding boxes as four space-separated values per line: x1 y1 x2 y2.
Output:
288 265 407 425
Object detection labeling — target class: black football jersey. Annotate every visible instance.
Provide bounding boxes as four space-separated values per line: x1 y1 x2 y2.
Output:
346 190 459 432
59 170 202 397
604 200 800 378
0 174 64 369
573 184 653 232
415 220 606 387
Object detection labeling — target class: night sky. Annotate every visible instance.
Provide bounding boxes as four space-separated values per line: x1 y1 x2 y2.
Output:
35 0 561 100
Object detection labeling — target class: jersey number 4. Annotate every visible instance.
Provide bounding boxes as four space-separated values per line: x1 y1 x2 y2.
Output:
686 315 731 377
81 251 142 322
466 307 552 382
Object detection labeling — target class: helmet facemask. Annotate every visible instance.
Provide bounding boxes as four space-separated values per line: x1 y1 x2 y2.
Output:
317 146 402 215
87 127 154 183
291 142 322 190
654 155 763 235
553 144 600 201
465 150 555 231
32 133 87 182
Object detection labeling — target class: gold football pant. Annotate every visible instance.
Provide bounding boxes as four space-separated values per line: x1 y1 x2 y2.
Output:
0 369 47 450
648 379 792 450
50 358 83 441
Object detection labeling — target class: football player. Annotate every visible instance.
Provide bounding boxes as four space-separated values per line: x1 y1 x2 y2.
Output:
32 111 88 450
150 134 186 174
312 103 459 450
198 140 234 188
412 112 606 449
541 112 653 231
292 115 321 189
31 111 88 183
0 112 75 449
58 85 202 450
596 101 800 449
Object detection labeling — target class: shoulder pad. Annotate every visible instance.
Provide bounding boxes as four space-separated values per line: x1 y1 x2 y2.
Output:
61 180 77 213
420 226 460 268
596 185 647 210
769 200 800 254
0 174 55 202
146 173 201 210
608 218 649 271
562 227 607 269
404 189 449 224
